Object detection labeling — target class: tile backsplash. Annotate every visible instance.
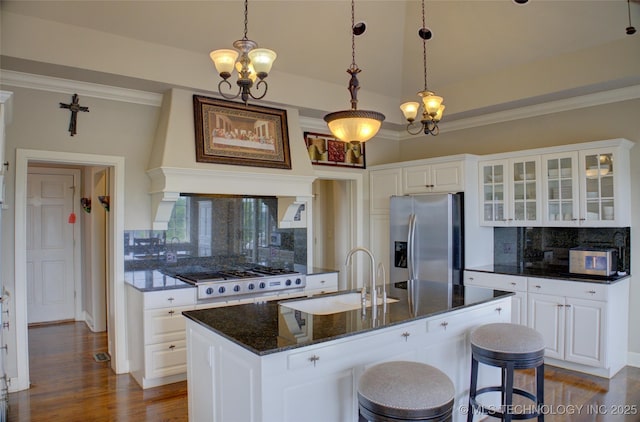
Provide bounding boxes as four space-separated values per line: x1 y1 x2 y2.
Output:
494 227 630 273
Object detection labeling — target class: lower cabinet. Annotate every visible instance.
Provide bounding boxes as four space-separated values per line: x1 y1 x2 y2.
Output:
186 297 510 422
304 272 338 295
464 271 527 325
527 277 629 377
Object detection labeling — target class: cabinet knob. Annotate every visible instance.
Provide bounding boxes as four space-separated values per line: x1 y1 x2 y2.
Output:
588 290 596 294
168 297 175 303
440 321 449 331
425 184 434 188
309 355 320 367
401 332 411 341
169 344 176 350
320 280 326 284
168 310 175 316
565 304 572 308
557 304 564 308
510 282 516 286
468 277 474 281
495 307 502 314
535 285 541 289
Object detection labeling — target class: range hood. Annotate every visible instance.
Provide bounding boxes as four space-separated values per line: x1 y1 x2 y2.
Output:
147 88 316 230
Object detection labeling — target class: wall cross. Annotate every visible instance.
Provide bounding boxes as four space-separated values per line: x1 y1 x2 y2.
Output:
59 93 89 136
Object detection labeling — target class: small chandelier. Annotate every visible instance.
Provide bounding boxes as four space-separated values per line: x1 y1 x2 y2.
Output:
323 0 385 145
209 0 276 104
400 0 445 136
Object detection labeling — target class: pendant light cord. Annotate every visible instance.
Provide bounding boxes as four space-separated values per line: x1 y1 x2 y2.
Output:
243 0 249 40
350 0 357 70
422 0 429 92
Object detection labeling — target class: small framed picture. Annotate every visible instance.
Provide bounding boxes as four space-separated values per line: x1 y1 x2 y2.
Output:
303 132 366 169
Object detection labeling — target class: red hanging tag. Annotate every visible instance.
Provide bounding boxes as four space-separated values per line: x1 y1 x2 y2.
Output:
68 212 77 224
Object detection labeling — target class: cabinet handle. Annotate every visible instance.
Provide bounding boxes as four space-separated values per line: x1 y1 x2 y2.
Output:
167 297 175 303
565 304 572 308
468 277 474 281
2 322 8 330
557 304 565 308
169 344 176 350
168 310 175 316
320 280 326 284
535 285 541 289
425 184 434 188
495 307 502 314
588 290 596 294
401 332 411 341
579 218 586 221
309 355 320 367
440 322 449 331
510 282 516 286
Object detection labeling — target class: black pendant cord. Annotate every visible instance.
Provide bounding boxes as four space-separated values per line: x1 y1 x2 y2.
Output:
421 0 428 92
627 0 637 35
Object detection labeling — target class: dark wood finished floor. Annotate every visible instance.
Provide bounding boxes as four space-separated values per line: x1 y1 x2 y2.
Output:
7 322 640 421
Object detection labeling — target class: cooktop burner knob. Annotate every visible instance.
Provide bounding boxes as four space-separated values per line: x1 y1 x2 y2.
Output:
248 283 255 290
233 285 241 292
295 278 302 285
218 286 226 294
285 279 292 286
206 287 214 295
259 282 266 289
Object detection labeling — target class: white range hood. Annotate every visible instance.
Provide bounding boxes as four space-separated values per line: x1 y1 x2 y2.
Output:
147 88 316 230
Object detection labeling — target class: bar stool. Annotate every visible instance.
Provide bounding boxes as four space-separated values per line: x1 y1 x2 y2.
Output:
467 323 545 422
358 361 455 422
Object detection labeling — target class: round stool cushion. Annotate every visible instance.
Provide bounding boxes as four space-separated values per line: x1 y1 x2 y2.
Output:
470 323 544 355
358 361 455 420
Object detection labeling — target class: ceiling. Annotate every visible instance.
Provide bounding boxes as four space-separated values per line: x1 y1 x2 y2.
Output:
1 0 639 126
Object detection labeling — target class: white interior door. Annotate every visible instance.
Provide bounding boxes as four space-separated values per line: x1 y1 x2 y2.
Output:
26 170 77 324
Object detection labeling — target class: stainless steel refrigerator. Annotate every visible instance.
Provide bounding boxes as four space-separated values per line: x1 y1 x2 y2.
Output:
389 193 464 285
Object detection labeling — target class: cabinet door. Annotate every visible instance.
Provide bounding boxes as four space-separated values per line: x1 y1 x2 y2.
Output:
510 156 541 225
403 164 433 194
579 150 616 226
370 168 402 213
431 161 464 193
565 297 606 367
511 291 527 326
479 160 508 226
528 293 564 360
542 152 579 226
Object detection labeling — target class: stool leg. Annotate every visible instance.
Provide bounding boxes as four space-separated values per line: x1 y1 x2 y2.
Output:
503 362 514 422
467 355 479 422
536 363 544 422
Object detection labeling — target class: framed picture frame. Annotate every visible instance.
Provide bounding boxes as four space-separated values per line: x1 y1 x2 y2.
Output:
193 95 291 169
303 131 366 169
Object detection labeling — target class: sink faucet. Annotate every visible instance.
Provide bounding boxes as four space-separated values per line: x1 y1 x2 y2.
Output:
344 247 377 313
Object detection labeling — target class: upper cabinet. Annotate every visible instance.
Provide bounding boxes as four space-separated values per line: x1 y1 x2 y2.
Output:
479 155 541 226
402 161 464 194
480 139 632 227
369 168 402 214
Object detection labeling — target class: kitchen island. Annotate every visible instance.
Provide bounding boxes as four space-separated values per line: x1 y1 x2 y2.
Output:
183 281 513 422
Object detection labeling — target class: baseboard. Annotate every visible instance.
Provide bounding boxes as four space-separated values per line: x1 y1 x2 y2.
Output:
627 351 640 368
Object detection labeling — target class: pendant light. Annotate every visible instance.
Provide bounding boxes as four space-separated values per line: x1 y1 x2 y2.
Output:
323 0 385 145
400 0 444 136
209 0 277 104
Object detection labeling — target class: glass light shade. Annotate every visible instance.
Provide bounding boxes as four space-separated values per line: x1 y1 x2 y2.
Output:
421 93 444 116
236 61 258 82
324 110 385 144
210 49 239 75
400 102 420 121
433 104 445 122
248 48 277 75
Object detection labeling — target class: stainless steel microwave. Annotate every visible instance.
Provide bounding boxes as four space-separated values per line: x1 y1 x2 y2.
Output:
569 247 618 276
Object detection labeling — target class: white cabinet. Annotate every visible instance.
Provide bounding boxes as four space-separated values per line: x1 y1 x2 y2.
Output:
479 155 540 226
369 167 402 214
527 277 629 377
126 284 196 388
464 271 527 325
186 297 510 422
541 151 579 225
305 272 338 295
402 161 464 194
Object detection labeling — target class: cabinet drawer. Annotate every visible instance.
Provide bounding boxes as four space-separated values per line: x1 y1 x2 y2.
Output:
305 273 338 293
144 305 193 344
427 300 510 335
464 271 526 292
527 277 608 301
145 340 187 379
143 288 196 309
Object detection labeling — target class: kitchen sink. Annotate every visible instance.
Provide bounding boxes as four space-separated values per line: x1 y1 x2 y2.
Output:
280 292 398 315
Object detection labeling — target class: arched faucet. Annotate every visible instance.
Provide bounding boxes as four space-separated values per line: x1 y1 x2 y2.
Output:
344 247 377 313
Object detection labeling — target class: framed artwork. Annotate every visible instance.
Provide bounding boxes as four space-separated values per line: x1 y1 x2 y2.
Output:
303 131 366 169
193 95 291 169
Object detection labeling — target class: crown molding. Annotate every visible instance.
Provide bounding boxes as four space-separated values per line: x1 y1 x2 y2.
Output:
0 70 163 107
414 84 640 138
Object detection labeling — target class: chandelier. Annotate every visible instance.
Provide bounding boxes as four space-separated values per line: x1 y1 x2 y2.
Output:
323 0 385 145
209 0 276 104
400 0 445 136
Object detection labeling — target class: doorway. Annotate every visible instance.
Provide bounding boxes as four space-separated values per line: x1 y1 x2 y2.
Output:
13 149 125 392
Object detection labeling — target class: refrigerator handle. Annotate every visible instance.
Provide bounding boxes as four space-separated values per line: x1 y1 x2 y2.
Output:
408 213 416 281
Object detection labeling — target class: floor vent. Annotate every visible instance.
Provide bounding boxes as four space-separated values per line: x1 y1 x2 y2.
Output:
93 352 111 363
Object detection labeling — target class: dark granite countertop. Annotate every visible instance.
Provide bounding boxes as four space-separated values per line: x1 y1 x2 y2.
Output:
465 265 630 284
182 281 513 356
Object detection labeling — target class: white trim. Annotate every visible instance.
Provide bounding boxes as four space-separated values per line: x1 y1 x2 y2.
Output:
628 351 640 368
13 149 126 392
0 70 162 107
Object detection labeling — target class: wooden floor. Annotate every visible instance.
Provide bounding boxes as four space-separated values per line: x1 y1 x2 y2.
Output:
7 322 640 421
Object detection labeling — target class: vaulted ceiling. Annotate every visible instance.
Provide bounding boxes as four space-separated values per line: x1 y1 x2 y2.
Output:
1 0 639 129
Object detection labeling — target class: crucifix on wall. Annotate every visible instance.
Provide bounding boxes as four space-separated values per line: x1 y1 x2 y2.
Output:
59 93 89 136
